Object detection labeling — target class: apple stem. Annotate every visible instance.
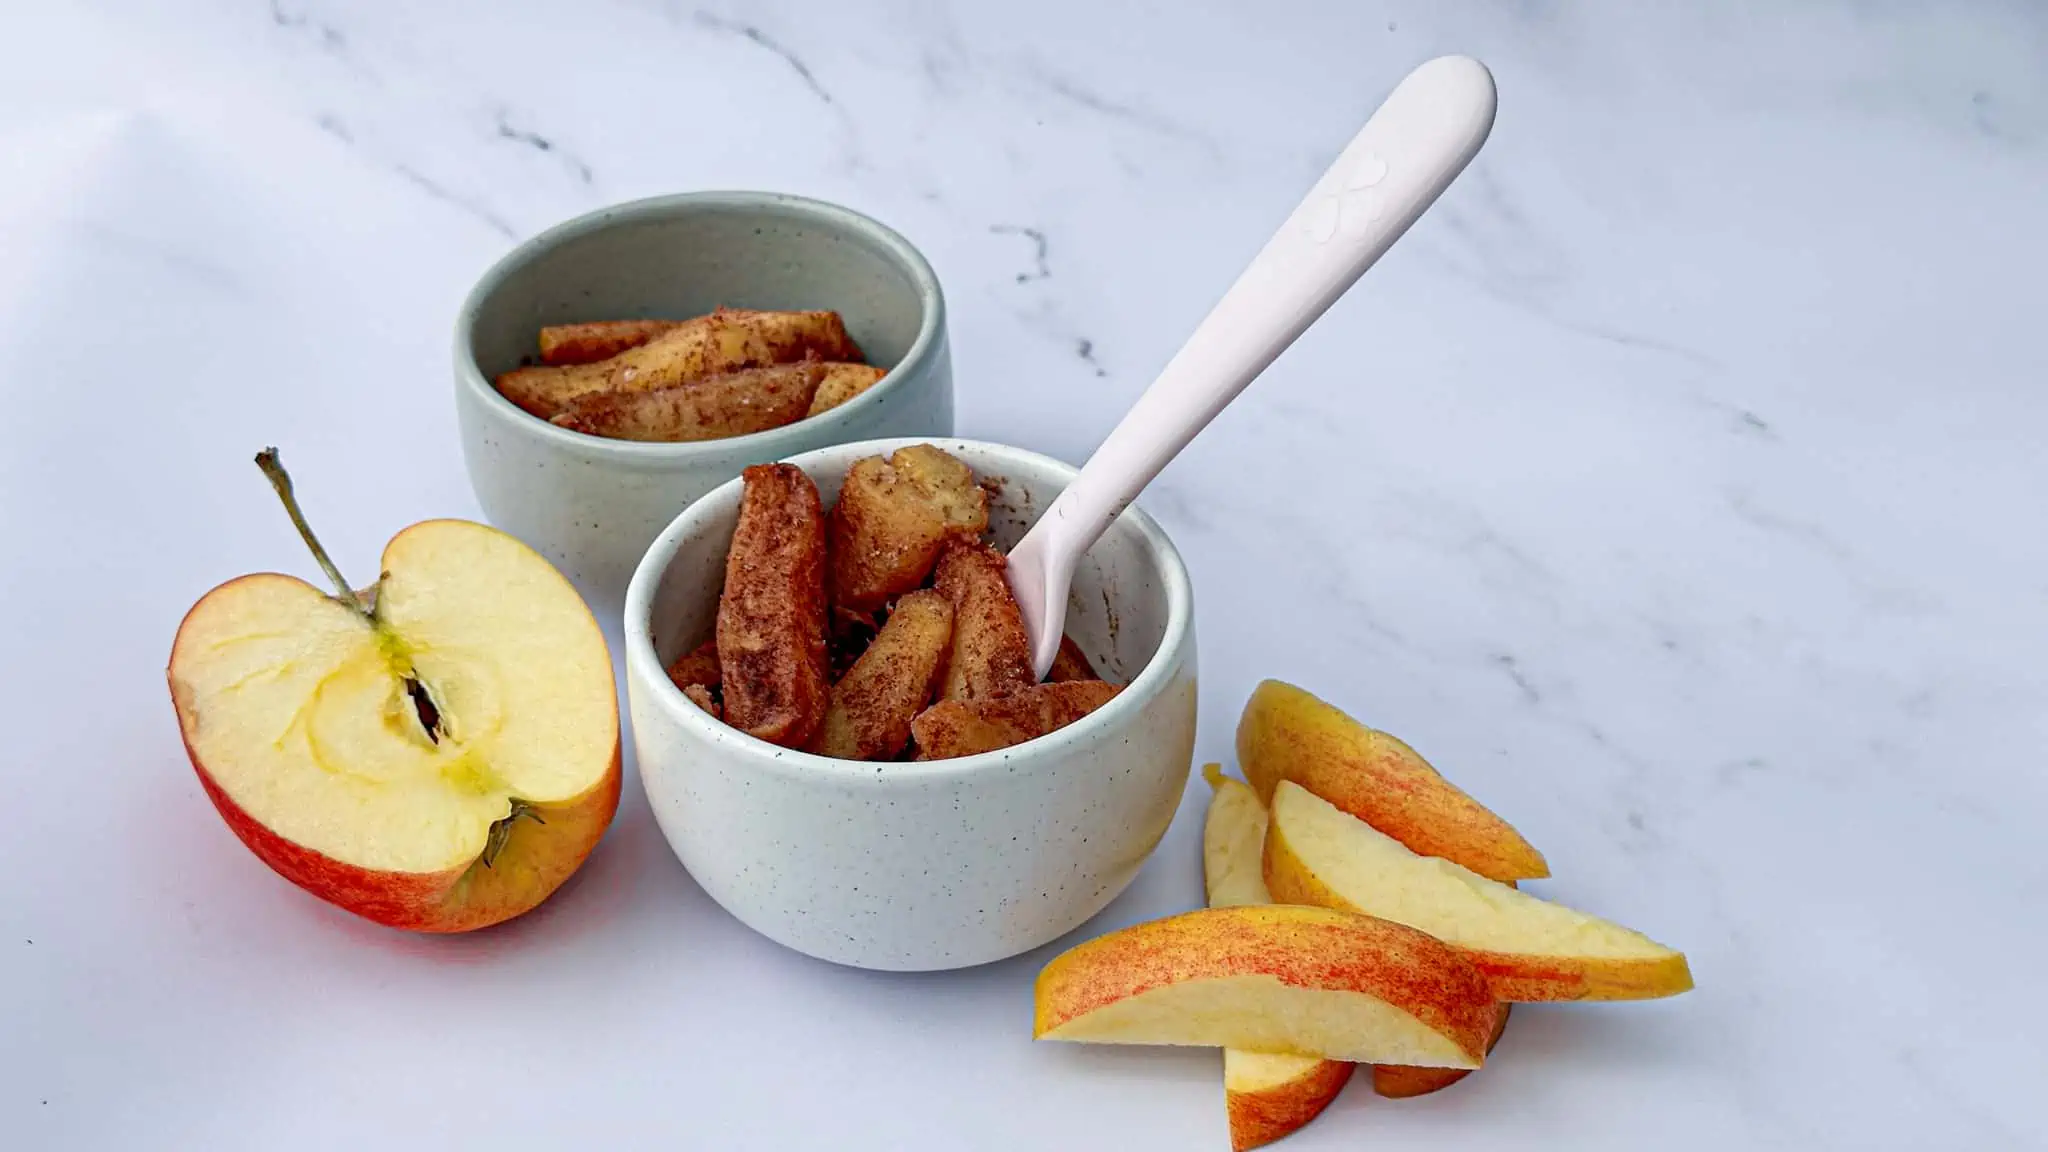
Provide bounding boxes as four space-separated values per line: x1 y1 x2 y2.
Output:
255 448 369 622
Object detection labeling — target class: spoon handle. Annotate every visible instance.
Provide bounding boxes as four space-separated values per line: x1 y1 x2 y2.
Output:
1024 56 1495 565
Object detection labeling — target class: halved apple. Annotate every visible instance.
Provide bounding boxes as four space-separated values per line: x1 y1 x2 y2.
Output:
1203 765 1355 1149
166 451 621 932
1265 781 1692 1001
1034 904 1496 1067
1237 680 1548 883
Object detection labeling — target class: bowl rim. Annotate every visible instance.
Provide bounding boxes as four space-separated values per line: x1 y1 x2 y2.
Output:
451 190 947 463
622 436 1196 783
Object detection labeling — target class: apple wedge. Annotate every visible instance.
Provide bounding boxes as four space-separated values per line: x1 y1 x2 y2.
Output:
1265 781 1693 1001
166 450 620 932
1237 679 1548 883
1202 765 1277 910
1202 765 1355 1150
1372 1003 1511 1098
1034 904 1495 1068
1224 1053 1354 1150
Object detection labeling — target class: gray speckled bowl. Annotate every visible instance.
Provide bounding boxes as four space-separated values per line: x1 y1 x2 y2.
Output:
454 192 953 614
624 438 1199 971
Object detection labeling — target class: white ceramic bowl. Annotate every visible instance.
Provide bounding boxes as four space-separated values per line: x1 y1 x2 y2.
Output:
623 438 1198 971
454 192 954 617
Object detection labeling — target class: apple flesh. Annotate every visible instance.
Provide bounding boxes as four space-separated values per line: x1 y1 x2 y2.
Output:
1034 903 1496 1068
1371 1004 1510 1098
1201 764 1277 911
1265 781 1692 1001
167 453 620 932
1237 679 1548 883
1203 766 1355 1149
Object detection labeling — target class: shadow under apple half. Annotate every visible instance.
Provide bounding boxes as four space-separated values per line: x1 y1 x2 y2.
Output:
166 451 620 932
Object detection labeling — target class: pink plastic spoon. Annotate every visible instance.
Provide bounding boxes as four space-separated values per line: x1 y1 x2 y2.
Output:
1008 55 1500 676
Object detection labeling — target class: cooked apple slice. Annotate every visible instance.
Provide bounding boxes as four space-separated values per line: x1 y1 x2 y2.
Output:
910 680 1119 760
548 362 825 442
807 589 953 761
166 451 620 932
495 308 860 418
805 362 889 416
934 540 1036 702
592 307 857 394
1238 679 1547 883
827 444 989 615
537 318 680 365
681 683 721 718
1265 781 1693 1001
1201 766 1354 1149
717 463 831 748
665 638 721 693
1034 904 1495 1067
1047 633 1104 684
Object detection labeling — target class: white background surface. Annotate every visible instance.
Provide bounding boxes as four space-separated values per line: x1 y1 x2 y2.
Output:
4 2 2046 1149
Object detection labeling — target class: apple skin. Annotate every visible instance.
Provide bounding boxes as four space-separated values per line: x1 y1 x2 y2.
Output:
169 551 622 934
1224 1052 1354 1150
1237 680 1547 883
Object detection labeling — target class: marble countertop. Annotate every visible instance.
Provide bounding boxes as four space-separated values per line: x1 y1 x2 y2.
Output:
4 2 2044 1148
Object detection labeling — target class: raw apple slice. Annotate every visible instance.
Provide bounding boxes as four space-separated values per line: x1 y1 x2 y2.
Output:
1202 765 1354 1150
1033 904 1496 1068
166 450 621 933
1202 764 1277 910
1237 679 1548 883
1372 1003 1511 1098
1224 1053 1354 1150
1265 781 1693 1001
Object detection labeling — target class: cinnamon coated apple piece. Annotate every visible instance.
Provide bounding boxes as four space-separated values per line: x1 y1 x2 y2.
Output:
538 319 680 365
495 308 861 418
666 639 721 692
494 363 599 419
603 307 859 394
910 680 1119 760
548 362 826 442
826 445 989 615
716 464 830 747
807 589 954 761
806 363 889 416
1047 634 1103 684
934 540 1035 703
681 683 722 719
